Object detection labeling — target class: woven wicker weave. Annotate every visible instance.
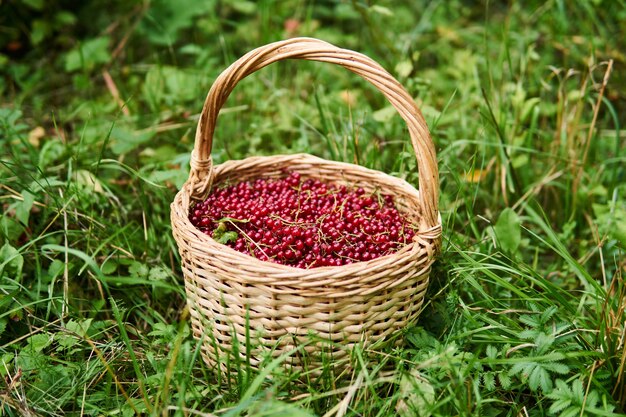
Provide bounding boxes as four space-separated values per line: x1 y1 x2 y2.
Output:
171 37 442 371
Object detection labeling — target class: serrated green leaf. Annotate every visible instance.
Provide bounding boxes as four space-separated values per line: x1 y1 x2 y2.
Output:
519 329 538 340
217 231 238 244
27 333 53 352
561 408 580 417
572 379 584 403
498 372 512 389
483 372 496 391
485 345 498 359
494 208 521 253
509 361 530 379
528 365 542 391
406 327 438 349
212 222 239 244
148 266 169 281
66 318 92 337
519 313 539 327
0 216 25 245
137 0 214 46
147 322 171 337
535 332 555 352
549 398 572 414
57 319 92 349
58 319 92 349
545 361 570 374
532 366 553 392
540 306 558 323
129 261 149 278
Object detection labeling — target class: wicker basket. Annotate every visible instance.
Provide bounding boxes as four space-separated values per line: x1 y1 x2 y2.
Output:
171 37 442 371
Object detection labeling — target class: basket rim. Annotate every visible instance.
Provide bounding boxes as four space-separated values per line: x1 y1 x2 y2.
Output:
172 152 442 279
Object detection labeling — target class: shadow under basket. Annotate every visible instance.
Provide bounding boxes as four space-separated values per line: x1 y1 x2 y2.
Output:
170 38 442 373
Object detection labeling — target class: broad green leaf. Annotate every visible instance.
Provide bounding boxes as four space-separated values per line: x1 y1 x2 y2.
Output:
54 11 77 26
397 370 435 417
14 190 35 225
38 138 65 170
101 259 118 275
373 105 396 123
31 20 49 45
64 36 111 72
22 0 44 10
143 66 164 111
248 399 316 417
370 5 394 16
521 97 541 122
58 319 93 349
395 60 413 79
75 170 105 194
494 208 521 253
16 350 49 372
48 259 65 279
0 352 14 377
161 66 203 103
0 243 24 280
110 127 156 155
592 202 626 247
137 0 215 45
147 169 188 188
230 0 257 14
0 216 25 244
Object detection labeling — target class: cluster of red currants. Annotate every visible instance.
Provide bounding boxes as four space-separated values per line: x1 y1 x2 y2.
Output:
188 172 416 268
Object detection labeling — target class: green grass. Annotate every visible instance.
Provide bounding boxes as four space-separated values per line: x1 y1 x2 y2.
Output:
1 0 626 415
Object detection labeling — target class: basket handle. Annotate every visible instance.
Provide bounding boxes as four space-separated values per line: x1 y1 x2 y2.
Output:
190 37 439 228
